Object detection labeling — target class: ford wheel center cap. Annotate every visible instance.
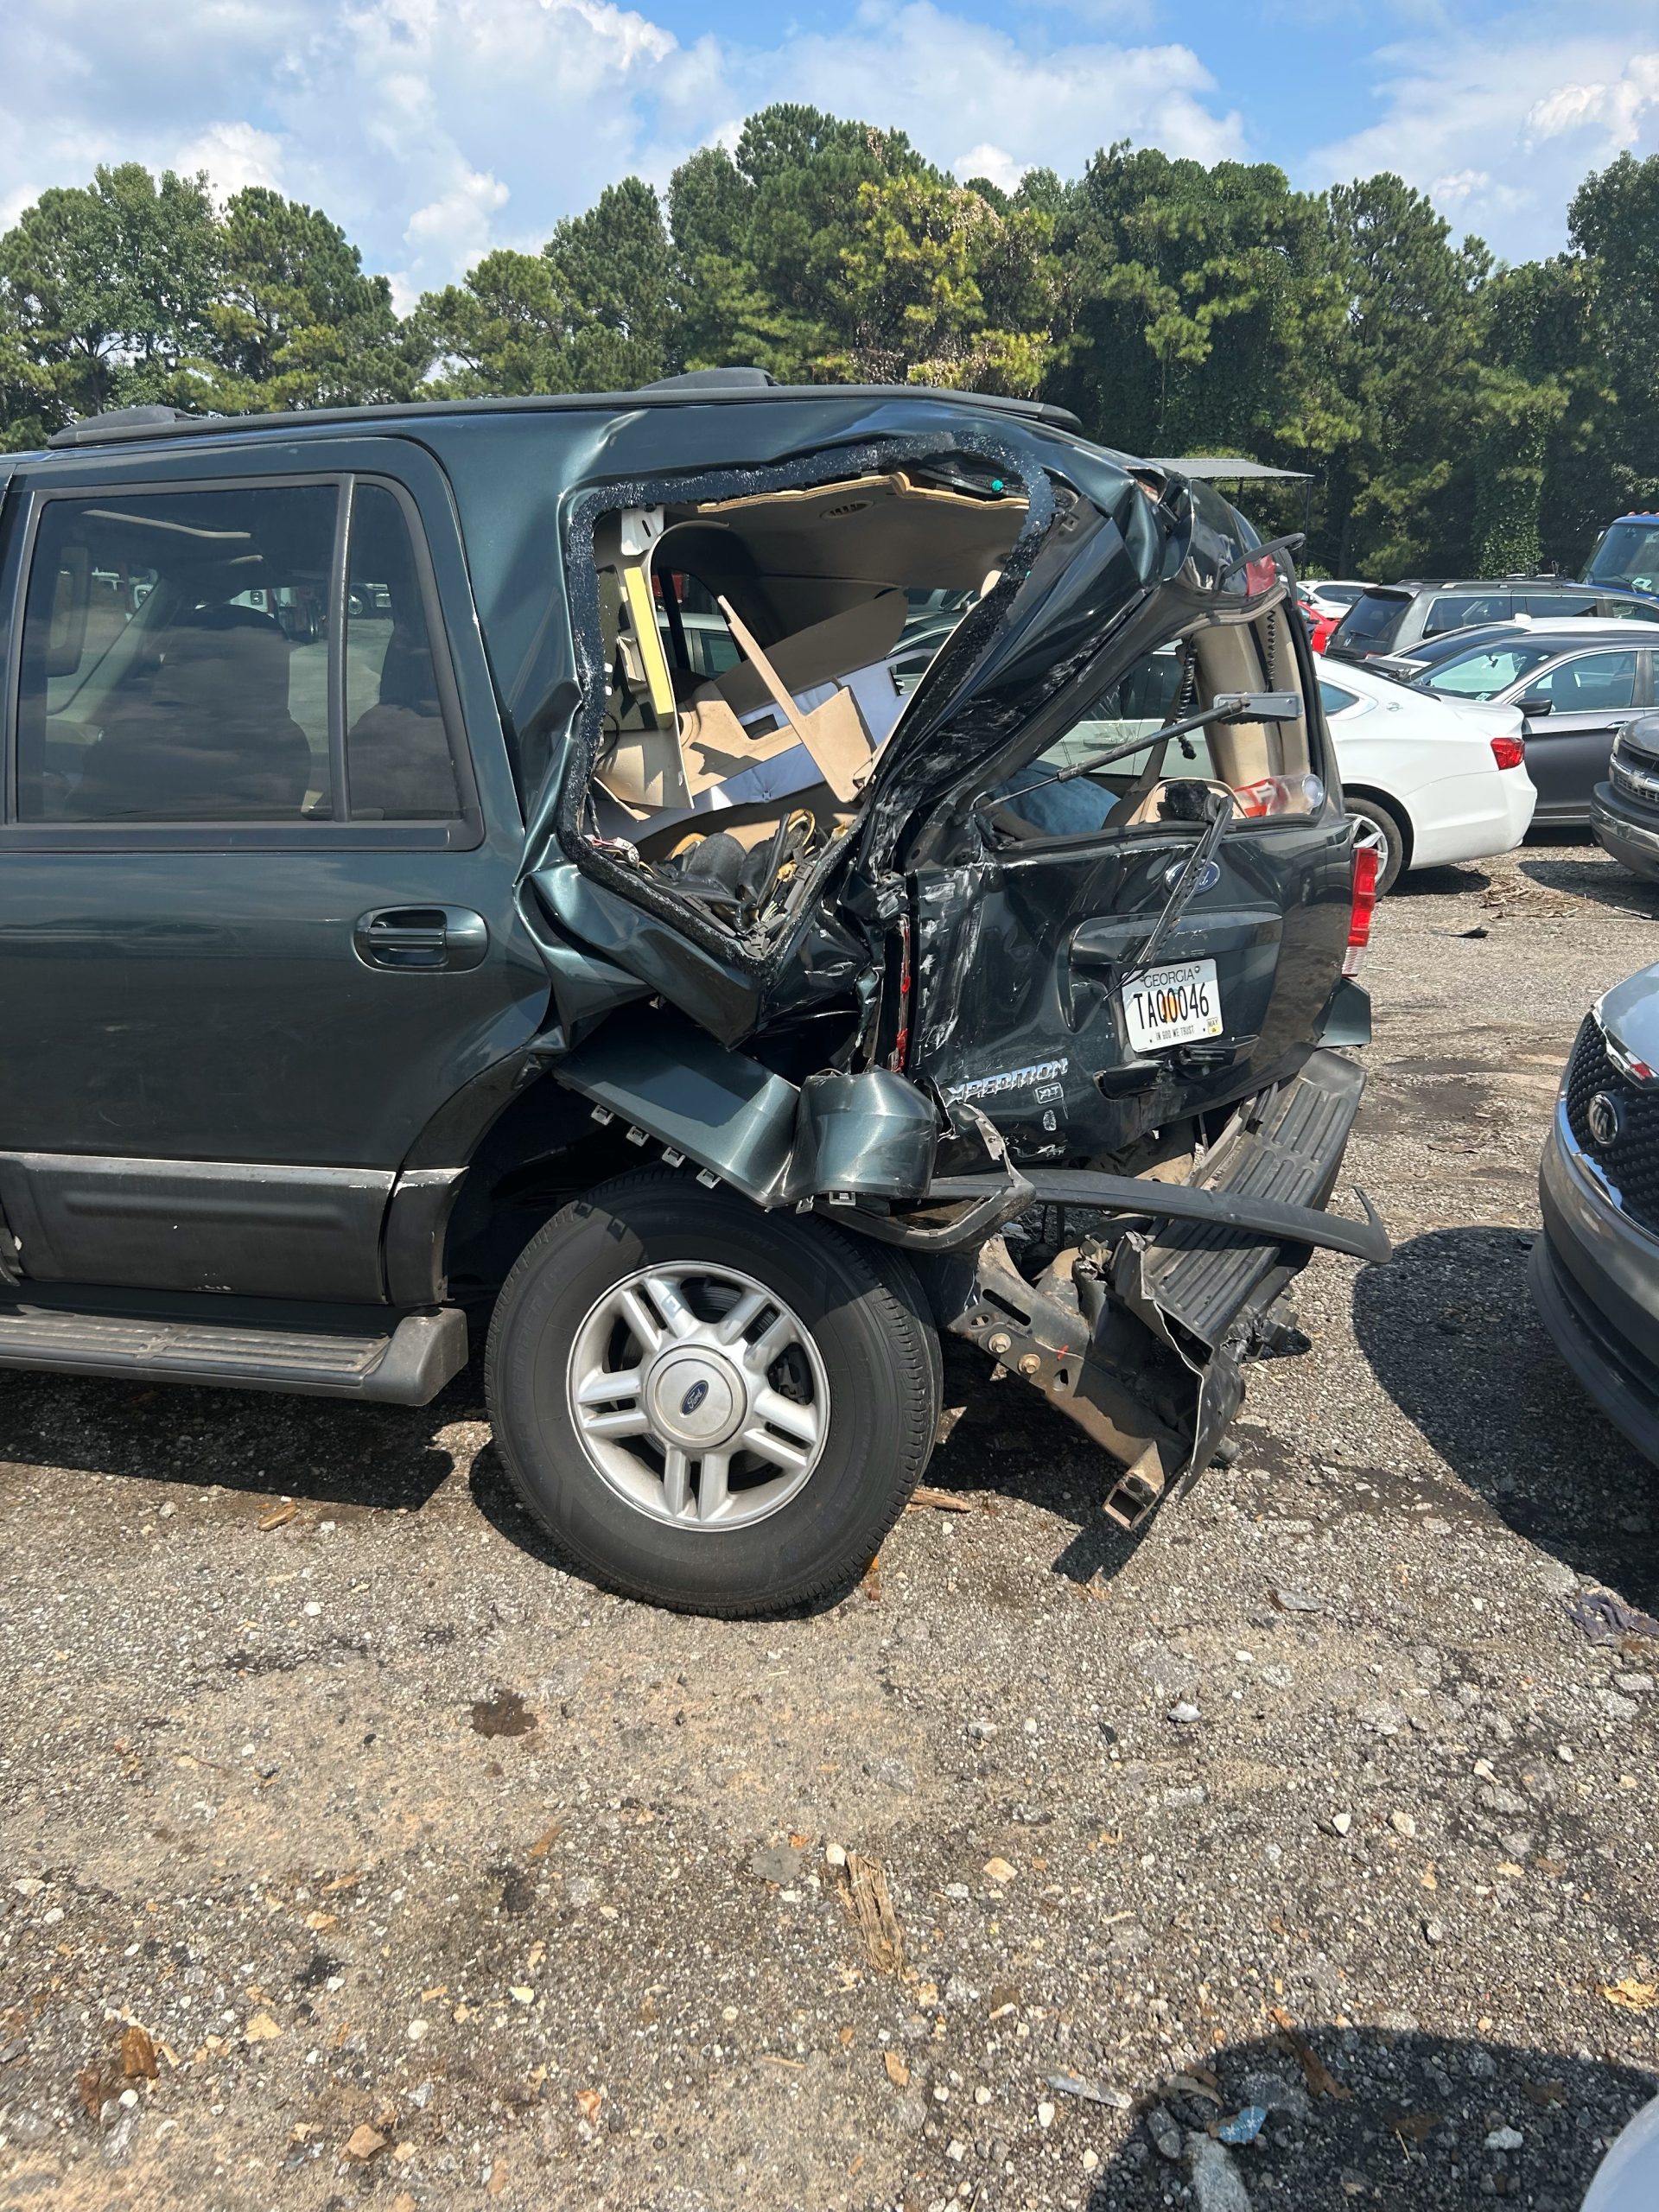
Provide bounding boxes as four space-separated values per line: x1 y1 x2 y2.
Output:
649 1351 742 1447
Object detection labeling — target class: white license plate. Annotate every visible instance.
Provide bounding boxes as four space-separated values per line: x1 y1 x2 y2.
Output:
1120 958 1224 1052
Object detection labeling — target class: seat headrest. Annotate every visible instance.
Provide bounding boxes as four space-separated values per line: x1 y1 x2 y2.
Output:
154 605 292 723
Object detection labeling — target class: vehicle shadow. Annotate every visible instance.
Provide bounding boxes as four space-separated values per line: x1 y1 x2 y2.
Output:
1352 1226 1659 1614
1074 2024 1653 2211
1518 840 1659 918
0 1361 473 1513
466 1330 1150 1607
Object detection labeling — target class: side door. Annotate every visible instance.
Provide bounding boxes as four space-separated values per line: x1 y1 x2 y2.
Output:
1516 647 1650 818
0 436 550 1302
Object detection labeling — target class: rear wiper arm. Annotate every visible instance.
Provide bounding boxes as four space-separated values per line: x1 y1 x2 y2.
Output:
1118 783 1235 986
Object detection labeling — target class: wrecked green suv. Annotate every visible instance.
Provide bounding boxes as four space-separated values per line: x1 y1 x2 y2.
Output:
0 372 1383 1612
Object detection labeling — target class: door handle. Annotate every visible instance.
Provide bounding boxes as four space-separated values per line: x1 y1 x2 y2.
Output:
353 906 489 972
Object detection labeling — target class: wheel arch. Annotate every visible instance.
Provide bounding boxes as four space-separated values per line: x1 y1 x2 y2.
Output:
1344 783 1415 873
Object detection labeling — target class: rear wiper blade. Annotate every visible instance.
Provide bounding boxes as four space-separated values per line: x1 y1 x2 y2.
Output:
1117 784 1235 986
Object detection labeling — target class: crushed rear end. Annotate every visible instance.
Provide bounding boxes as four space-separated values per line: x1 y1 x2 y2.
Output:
523 389 1387 1527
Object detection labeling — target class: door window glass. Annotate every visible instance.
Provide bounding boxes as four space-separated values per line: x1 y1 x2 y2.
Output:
1422 591 1511 638
1524 651 1638 712
343 485 461 820
17 485 336 822
1521 591 1592 619
1319 681 1359 715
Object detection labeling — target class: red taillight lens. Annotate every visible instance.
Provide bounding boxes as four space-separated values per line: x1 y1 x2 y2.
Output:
1344 845 1379 976
1491 734 1525 771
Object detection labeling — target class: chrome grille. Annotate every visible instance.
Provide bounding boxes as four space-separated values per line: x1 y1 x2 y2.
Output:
1563 1015 1659 1237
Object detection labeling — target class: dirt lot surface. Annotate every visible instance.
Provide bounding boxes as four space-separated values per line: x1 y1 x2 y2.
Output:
3 836 1659 2212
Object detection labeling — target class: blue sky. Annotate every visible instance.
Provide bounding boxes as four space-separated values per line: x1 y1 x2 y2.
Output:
5 0 1658 304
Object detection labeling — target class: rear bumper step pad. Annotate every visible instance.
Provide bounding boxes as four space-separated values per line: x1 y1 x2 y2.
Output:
0 1303 468 1403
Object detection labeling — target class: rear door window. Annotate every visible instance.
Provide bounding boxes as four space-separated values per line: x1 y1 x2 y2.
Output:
16 477 467 828
1421 591 1512 638
1319 681 1359 716
1520 591 1593 619
17 484 337 822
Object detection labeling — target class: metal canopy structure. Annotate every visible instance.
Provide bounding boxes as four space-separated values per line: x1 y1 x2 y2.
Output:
1149 456 1311 482
1151 456 1313 535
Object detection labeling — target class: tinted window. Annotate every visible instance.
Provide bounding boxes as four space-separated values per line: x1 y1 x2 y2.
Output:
1319 681 1359 715
1521 591 1593 619
1526 651 1639 712
1421 591 1512 639
18 485 336 822
1332 593 1407 649
1421 642 1557 700
343 485 461 820
1584 520 1659 590
1590 596 1659 621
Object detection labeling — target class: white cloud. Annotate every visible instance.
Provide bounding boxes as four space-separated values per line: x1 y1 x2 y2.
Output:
1306 15 1659 259
174 120 286 201
0 0 1243 289
954 143 1026 194
1526 53 1659 148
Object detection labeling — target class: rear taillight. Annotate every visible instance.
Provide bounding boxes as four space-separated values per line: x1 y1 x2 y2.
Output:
1491 734 1525 771
1344 846 1379 976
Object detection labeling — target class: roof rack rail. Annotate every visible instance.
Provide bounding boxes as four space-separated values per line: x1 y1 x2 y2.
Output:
641 367 778 391
48 404 201 449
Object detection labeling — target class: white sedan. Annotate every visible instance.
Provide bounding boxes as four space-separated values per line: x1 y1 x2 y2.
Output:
1319 658 1537 892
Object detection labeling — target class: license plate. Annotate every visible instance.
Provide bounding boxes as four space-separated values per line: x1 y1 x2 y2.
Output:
1121 958 1224 1052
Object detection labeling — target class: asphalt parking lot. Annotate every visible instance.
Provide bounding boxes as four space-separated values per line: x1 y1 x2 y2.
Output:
3 836 1658 2212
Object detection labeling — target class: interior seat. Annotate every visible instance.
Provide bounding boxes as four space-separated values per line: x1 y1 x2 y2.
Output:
345 626 459 818
69 604 312 821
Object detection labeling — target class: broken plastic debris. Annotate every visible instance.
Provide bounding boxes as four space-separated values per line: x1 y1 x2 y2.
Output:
1217 2105 1268 2145
1047 2069 1133 2108
1567 1591 1659 1647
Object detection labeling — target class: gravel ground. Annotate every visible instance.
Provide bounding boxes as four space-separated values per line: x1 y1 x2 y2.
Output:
3 835 1658 2212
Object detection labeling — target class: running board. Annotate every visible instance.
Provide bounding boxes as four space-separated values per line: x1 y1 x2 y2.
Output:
0 1300 468 1403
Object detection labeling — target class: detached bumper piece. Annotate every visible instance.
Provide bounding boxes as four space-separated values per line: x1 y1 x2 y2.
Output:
927 1050 1381 1531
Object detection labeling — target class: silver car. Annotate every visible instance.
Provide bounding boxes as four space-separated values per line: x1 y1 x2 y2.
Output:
1533 965 1659 1463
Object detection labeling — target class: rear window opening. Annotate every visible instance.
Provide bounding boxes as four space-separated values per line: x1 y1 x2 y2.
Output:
581 461 1027 925
980 604 1319 848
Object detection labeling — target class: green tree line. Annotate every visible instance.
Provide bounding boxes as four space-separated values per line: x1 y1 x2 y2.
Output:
3 105 1656 579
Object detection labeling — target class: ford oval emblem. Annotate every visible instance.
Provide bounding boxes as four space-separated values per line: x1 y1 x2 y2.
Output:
680 1379 709 1416
1167 857 1221 893
1586 1091 1624 1148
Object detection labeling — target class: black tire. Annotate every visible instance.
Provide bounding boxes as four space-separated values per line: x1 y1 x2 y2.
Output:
484 1167 939 1615
1347 791 1408 894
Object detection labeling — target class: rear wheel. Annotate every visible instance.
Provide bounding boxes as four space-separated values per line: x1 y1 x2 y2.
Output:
1347 792 1408 894
484 1168 938 1614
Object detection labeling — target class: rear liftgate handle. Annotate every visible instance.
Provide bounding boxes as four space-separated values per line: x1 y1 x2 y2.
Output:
353 906 489 973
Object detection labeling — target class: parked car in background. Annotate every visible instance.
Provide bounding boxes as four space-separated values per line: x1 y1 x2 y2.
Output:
1583 2092 1659 2210
1301 579 1370 621
1318 658 1535 892
1532 963 1659 1468
1581 512 1659 596
1326 579 1659 664
1297 593 1340 656
1592 709 1659 881
1399 626 1655 822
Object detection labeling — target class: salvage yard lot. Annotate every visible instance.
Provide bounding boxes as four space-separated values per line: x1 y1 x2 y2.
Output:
3 839 1658 2212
